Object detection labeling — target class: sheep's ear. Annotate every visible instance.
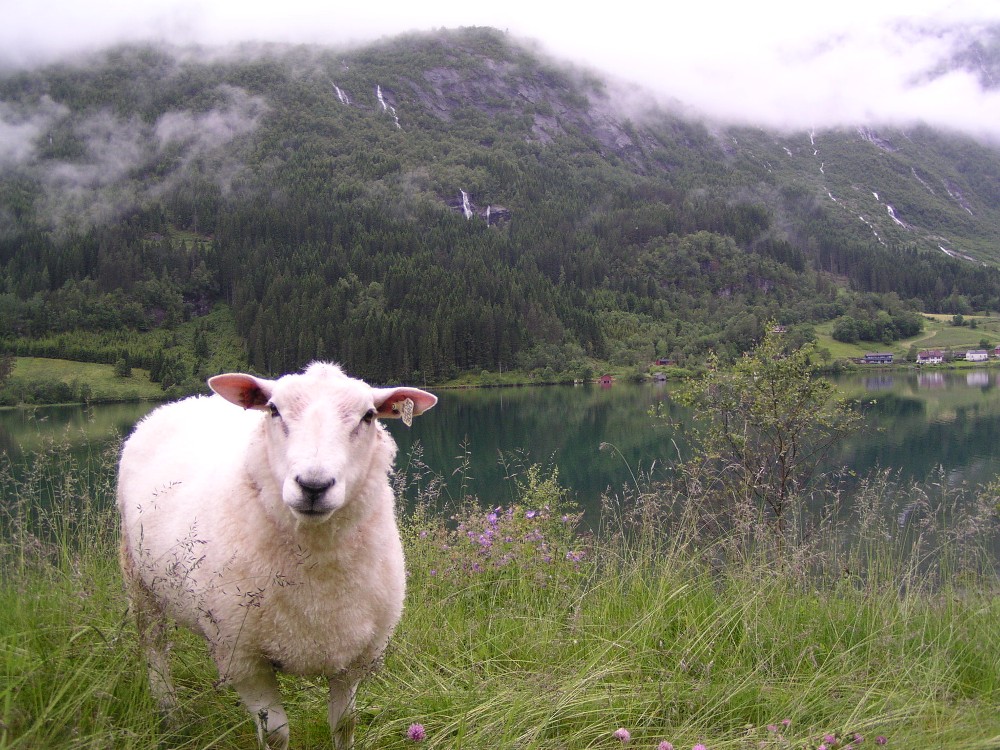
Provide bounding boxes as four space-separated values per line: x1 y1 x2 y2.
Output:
373 387 438 420
208 373 275 410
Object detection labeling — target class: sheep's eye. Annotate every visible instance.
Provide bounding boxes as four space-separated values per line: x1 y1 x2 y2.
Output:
268 403 281 419
361 409 376 425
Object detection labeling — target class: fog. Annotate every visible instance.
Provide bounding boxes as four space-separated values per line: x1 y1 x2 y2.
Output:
2 0 998 140
0 80 265 236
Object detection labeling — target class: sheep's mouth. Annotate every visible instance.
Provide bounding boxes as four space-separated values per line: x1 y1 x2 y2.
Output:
289 505 337 522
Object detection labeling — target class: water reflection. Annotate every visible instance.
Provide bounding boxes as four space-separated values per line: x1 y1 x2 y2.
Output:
3 369 1000 511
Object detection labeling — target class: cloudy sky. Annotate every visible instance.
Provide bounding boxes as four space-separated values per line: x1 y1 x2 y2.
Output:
2 0 999 139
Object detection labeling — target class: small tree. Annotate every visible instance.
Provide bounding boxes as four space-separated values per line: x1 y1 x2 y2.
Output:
677 328 861 531
0 353 13 389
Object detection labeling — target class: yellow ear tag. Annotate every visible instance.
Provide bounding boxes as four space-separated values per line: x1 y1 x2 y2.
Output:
400 397 414 427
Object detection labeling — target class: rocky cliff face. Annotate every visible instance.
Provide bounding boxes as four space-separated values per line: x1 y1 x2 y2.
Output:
409 46 644 161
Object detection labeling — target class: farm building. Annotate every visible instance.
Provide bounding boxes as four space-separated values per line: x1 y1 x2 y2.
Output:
862 352 894 364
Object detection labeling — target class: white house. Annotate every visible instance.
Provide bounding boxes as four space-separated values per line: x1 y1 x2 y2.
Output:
917 350 943 364
966 349 989 362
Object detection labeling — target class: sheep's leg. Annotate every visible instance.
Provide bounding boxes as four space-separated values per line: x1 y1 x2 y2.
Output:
328 673 358 750
139 607 178 714
121 543 178 714
232 670 289 750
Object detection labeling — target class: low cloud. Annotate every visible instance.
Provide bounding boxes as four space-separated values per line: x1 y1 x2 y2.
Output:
8 84 267 235
1 0 999 142
0 97 69 166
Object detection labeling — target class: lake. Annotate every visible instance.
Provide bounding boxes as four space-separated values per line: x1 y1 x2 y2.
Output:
3 370 1000 514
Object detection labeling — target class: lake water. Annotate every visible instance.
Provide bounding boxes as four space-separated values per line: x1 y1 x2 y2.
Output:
3 370 1000 514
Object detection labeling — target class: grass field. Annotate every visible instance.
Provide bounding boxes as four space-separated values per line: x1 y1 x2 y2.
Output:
8 357 165 402
815 313 1000 362
1 441 997 750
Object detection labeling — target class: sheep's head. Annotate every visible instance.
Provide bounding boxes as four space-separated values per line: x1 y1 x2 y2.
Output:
208 363 437 524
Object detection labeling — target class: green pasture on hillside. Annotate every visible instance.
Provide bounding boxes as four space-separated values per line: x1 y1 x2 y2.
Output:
9 358 164 402
815 313 1000 361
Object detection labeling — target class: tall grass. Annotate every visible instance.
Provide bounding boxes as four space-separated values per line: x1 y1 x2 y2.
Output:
1 439 998 749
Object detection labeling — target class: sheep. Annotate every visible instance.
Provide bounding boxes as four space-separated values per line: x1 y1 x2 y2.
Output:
117 362 437 750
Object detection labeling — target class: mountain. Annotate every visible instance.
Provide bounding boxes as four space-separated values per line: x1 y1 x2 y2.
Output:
1 27 1000 386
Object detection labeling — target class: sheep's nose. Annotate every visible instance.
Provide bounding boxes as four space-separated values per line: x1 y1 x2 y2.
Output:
295 475 335 502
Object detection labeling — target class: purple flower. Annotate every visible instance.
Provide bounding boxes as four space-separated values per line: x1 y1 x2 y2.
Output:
782 719 792 727
487 512 498 525
853 734 864 742
823 734 837 744
875 737 887 746
818 745 828 750
693 744 708 750
525 510 537 519
658 742 674 750
406 723 426 741
767 724 779 732
613 727 631 743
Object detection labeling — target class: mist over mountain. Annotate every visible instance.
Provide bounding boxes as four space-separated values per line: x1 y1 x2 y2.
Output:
1 27 999 385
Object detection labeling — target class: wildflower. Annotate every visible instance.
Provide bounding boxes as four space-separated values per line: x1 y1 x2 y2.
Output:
853 734 864 743
823 735 837 744
658 742 674 750
875 737 887 746
613 727 631 743
767 724 779 732
418 530 428 538
782 719 792 728
693 744 708 750
818 745 827 750
487 511 498 525
526 510 537 519
406 723 426 741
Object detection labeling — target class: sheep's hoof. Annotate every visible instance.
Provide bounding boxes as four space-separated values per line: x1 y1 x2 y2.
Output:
256 708 290 750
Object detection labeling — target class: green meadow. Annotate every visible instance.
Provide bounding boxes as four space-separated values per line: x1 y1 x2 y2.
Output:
6 357 164 403
1 438 997 750
815 313 1000 362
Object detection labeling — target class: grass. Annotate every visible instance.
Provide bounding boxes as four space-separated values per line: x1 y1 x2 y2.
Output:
1 442 998 749
8 358 165 402
815 313 1000 362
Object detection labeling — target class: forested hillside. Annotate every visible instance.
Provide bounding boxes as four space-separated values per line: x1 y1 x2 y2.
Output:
2 27 1000 386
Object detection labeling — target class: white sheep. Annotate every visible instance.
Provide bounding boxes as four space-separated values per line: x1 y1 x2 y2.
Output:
117 362 436 749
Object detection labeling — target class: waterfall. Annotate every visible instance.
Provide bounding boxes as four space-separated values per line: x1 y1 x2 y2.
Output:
376 85 401 129
460 190 473 219
334 85 349 105
486 205 491 225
